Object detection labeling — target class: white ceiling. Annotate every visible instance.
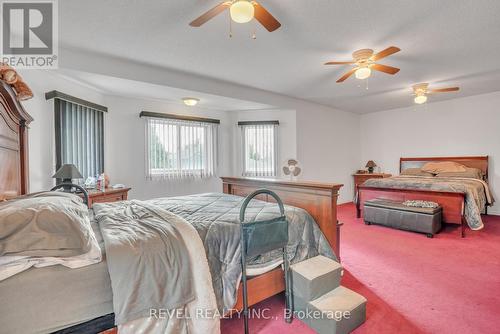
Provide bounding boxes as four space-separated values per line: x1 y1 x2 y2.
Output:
56 69 276 111
59 0 500 113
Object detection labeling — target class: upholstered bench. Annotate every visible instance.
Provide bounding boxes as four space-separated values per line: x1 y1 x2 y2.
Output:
363 199 442 237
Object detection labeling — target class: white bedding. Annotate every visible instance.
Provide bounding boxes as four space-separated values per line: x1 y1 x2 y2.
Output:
116 205 220 334
0 192 103 281
0 233 101 281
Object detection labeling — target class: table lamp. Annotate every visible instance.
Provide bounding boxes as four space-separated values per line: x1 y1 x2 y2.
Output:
365 160 377 174
52 164 83 191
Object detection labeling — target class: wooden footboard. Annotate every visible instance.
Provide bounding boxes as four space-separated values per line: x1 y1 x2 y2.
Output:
221 177 343 256
357 185 467 238
221 176 343 311
357 186 465 225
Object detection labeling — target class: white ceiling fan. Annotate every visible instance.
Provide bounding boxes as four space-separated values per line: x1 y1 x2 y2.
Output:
325 47 401 82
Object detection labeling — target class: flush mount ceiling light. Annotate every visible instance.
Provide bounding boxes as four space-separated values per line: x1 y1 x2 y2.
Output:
189 1 281 32
355 67 371 80
412 83 459 105
414 94 428 104
230 0 255 23
324 47 401 83
182 97 200 106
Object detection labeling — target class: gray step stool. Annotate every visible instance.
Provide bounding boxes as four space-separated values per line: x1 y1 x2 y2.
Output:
291 256 366 334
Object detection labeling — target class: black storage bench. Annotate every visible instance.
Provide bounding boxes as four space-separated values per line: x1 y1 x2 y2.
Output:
363 199 442 238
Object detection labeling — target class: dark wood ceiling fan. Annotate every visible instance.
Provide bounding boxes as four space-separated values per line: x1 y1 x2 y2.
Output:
189 1 281 32
412 83 459 104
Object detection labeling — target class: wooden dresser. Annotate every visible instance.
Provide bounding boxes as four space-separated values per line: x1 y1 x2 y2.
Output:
81 187 131 208
353 173 391 200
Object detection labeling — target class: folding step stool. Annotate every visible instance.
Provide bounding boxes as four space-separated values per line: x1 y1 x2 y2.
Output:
291 255 367 334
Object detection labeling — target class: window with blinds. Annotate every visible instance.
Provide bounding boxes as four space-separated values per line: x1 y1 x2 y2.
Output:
239 121 279 177
54 98 105 180
144 115 219 179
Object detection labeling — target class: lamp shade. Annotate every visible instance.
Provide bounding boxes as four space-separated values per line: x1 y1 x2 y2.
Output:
52 164 83 180
365 160 377 168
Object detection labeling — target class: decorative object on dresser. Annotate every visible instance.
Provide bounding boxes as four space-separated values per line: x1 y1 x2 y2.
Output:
0 63 34 100
221 176 343 313
353 172 391 200
365 160 377 173
81 187 131 208
282 158 302 180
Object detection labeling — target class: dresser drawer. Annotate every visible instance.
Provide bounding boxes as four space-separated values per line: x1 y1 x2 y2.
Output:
91 194 124 204
352 173 391 200
83 188 131 208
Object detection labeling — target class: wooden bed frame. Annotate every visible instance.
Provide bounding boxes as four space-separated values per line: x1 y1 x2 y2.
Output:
221 176 343 312
356 156 489 237
0 78 33 200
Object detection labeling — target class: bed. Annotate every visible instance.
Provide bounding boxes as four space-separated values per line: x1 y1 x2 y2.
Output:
356 156 491 237
0 76 343 333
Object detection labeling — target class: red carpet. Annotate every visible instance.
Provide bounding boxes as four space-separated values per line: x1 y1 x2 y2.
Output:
221 203 500 333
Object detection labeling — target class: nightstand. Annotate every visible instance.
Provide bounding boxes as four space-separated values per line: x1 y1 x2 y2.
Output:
352 173 391 200
81 187 131 208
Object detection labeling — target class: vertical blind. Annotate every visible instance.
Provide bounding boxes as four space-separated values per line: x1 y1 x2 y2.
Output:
54 99 105 180
240 122 278 177
145 117 218 180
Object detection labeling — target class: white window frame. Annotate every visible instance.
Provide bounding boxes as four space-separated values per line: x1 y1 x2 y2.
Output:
144 116 218 180
239 121 279 177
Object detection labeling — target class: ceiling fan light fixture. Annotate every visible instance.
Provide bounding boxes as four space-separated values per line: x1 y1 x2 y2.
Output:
182 97 200 106
230 0 255 23
355 67 371 80
414 94 427 104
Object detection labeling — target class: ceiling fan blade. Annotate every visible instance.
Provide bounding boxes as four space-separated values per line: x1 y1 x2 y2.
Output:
371 46 401 61
429 87 460 93
253 2 281 32
324 61 355 65
371 63 400 75
189 2 230 27
337 68 356 83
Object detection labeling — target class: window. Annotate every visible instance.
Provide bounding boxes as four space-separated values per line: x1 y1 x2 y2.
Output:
239 121 278 177
144 114 219 179
51 92 106 180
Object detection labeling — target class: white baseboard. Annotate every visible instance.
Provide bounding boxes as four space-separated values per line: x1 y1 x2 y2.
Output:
486 209 500 216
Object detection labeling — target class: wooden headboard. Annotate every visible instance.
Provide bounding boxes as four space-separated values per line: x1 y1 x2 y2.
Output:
400 156 489 181
0 80 33 200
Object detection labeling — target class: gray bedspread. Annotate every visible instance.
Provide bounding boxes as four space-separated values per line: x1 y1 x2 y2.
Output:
93 201 195 325
362 176 494 230
147 192 336 312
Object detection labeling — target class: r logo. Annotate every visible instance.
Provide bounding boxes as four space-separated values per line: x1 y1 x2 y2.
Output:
2 1 53 55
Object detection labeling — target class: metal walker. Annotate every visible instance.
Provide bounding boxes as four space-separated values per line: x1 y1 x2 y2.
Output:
239 189 293 334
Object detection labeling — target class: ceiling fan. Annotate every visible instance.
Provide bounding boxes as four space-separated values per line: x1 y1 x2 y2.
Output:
325 47 401 83
189 1 281 32
412 83 459 104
